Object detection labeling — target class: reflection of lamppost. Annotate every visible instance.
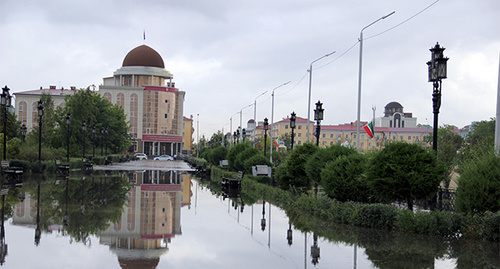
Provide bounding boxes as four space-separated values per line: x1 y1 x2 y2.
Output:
1 86 12 161
311 233 320 266
82 121 86 162
20 124 27 142
314 101 324 147
290 112 296 150
263 118 269 157
0 194 6 264
92 124 96 158
66 113 71 162
287 222 293 246
37 100 44 164
427 42 449 153
35 179 41 246
261 201 266 231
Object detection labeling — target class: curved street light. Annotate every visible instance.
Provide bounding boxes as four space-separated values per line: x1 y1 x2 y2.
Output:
270 81 291 162
356 11 395 151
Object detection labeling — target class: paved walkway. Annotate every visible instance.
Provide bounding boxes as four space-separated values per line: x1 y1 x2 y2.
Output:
93 160 195 171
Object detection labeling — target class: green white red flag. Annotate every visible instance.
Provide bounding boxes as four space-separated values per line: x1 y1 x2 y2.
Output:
363 122 374 139
274 138 280 148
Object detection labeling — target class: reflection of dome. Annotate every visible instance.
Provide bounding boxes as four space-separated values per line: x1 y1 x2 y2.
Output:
122 45 165 68
118 258 159 269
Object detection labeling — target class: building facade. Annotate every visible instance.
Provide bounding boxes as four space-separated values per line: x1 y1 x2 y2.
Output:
99 44 185 157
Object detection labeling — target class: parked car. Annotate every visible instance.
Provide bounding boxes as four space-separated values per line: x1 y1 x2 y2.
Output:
154 155 174 161
134 153 148 160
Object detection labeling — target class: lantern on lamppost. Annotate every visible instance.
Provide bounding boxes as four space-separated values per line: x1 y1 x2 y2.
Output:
37 100 44 163
66 113 71 162
314 101 324 147
263 118 269 157
233 131 237 145
20 124 27 142
290 112 296 150
426 42 449 152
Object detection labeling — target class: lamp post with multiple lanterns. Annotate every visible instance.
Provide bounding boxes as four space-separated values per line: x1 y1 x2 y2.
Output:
290 112 296 150
66 113 71 162
263 118 269 157
426 42 449 152
20 124 27 142
314 101 324 147
37 100 44 163
82 121 87 162
1 86 12 161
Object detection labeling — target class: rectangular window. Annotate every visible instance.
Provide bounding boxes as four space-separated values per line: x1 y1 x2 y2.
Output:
298 133 302 137
298 126 302 130
165 114 168 119
322 134 325 138
165 99 168 103
330 134 333 138
285 125 288 129
408 136 411 140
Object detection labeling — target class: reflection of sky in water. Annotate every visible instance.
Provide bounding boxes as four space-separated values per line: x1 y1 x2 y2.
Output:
2 177 468 269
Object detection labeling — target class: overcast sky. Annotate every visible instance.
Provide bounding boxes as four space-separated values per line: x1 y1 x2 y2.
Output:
1 0 498 138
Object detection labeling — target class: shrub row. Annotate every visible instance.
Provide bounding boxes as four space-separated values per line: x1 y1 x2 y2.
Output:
242 178 499 241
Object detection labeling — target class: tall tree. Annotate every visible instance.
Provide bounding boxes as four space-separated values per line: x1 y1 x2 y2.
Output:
366 141 445 210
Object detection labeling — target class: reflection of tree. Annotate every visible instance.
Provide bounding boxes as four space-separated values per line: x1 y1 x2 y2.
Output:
25 174 129 243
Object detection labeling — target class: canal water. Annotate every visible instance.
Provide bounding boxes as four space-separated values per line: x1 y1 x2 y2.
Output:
0 169 498 268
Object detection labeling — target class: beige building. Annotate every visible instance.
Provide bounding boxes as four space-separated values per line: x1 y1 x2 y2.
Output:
13 86 75 130
182 116 194 153
100 45 186 156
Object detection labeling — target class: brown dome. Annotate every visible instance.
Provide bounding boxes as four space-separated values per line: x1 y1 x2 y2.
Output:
122 45 165 68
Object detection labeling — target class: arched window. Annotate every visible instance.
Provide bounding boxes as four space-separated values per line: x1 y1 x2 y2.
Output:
18 101 27 125
117 93 125 108
31 102 38 128
103 92 112 102
130 93 138 137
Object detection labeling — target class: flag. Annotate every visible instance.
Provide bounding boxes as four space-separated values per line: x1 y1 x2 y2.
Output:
254 142 259 145
363 122 374 139
143 30 146 41
274 138 280 148
313 132 317 137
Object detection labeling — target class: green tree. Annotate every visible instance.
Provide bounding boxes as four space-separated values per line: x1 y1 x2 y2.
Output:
366 141 445 210
276 143 317 190
459 118 496 166
305 144 356 185
227 142 251 170
235 147 260 172
455 149 500 213
243 154 271 174
207 146 228 166
321 152 371 203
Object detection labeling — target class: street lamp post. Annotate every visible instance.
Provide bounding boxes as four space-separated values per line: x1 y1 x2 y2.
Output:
306 52 335 143
290 112 296 150
356 11 395 151
20 124 27 142
92 124 96 158
427 42 449 152
82 121 87 162
104 127 108 156
66 114 71 162
101 127 105 156
270 81 291 162
314 101 324 147
263 118 269 157
37 100 44 164
253 91 268 142
1 86 12 161
233 131 237 145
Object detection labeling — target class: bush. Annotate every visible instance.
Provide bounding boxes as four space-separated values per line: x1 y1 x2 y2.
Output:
234 147 260 172
456 149 500 214
227 142 251 170
321 153 371 203
276 143 317 190
305 144 356 184
479 211 500 241
243 154 271 174
208 146 228 166
358 204 398 230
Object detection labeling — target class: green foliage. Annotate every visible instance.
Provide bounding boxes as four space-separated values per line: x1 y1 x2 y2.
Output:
227 142 251 170
305 144 357 184
276 143 317 190
207 146 228 166
456 149 500 214
429 126 464 187
358 204 398 229
243 154 271 174
366 141 445 210
235 147 260 172
321 152 371 203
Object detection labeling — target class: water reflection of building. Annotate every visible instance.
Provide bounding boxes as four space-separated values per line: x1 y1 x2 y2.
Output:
100 171 192 268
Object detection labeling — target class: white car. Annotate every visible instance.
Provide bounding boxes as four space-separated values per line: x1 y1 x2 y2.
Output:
154 155 174 161
134 153 148 160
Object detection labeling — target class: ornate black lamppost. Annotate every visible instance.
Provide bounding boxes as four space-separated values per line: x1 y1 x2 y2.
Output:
314 101 324 147
263 118 269 157
1 86 11 161
101 127 105 156
104 126 108 156
233 131 237 145
82 121 87 161
92 124 96 158
236 129 240 144
20 124 27 142
427 42 449 152
242 128 246 142
290 112 296 150
66 113 71 162
37 100 44 164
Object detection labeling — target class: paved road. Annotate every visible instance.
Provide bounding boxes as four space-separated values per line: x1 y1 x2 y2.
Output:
93 160 195 171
